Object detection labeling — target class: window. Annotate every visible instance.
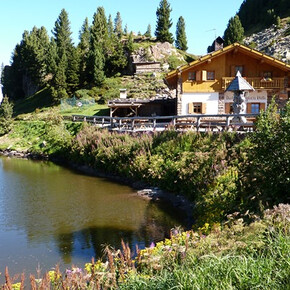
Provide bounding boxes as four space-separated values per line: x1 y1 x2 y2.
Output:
263 71 272 78
235 66 244 75
207 71 215 80
193 103 202 113
188 102 207 114
251 103 260 113
188 71 196 81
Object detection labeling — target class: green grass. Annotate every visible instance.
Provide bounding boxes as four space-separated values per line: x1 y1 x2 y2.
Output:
13 87 53 116
61 103 109 116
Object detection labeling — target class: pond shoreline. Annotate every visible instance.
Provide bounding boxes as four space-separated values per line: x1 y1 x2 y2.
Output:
0 149 194 228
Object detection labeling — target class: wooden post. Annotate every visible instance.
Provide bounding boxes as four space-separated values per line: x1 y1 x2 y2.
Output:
153 118 156 130
197 116 201 132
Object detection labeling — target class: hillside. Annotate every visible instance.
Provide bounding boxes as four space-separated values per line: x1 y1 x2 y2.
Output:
244 18 290 63
238 0 290 35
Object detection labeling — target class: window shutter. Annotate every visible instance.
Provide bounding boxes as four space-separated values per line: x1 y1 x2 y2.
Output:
188 103 193 114
196 71 201 81
247 103 251 113
201 103 207 114
202 70 207 81
260 103 266 112
225 103 231 113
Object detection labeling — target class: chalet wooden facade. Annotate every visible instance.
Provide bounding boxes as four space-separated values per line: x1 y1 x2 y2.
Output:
166 43 290 116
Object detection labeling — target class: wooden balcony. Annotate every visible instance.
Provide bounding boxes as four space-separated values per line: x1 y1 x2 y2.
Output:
222 77 286 90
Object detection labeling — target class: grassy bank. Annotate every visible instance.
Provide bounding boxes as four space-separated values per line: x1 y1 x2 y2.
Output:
4 204 289 289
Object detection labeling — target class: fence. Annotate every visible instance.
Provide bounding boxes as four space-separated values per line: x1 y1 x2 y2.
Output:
70 113 260 132
61 96 95 111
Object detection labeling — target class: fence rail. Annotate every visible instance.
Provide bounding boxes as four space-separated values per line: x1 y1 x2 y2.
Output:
69 113 260 132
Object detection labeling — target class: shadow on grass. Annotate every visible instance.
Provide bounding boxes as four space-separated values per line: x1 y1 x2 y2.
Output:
13 88 53 116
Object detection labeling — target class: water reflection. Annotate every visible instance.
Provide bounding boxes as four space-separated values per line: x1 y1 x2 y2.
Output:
0 156 185 277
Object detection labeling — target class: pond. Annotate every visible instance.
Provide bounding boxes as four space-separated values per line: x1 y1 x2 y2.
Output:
0 156 185 278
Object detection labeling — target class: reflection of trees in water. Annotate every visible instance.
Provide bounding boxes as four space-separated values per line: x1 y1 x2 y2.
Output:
54 200 186 262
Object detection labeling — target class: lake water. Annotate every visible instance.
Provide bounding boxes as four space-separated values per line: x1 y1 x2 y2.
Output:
0 156 184 279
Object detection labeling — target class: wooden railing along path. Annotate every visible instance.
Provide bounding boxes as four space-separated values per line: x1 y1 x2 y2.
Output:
69 113 260 132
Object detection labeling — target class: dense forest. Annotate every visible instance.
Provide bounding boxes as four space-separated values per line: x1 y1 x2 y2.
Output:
1 0 188 104
237 0 290 34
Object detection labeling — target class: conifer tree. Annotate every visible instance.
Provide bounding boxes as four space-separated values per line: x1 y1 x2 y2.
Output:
175 16 188 51
223 15 244 46
126 31 135 53
52 9 79 96
155 0 174 43
78 18 91 87
89 7 108 85
107 14 114 39
124 24 128 35
0 96 13 135
144 24 152 38
114 12 123 38
52 9 73 58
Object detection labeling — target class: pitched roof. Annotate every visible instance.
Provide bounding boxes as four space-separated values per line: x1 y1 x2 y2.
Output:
226 71 255 92
166 42 290 80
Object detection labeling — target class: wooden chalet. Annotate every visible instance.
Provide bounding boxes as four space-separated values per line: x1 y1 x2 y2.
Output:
166 43 290 116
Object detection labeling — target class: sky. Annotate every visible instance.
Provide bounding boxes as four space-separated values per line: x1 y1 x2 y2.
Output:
0 0 244 67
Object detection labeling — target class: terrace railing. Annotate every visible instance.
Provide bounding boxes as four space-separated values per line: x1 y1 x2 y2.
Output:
222 77 286 90
70 113 260 132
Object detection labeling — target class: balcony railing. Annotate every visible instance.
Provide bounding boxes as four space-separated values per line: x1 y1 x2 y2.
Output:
222 77 286 90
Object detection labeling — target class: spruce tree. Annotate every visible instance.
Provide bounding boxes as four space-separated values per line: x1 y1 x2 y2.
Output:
155 0 174 43
78 18 91 87
114 12 123 38
89 7 108 85
223 15 244 46
175 16 188 51
52 9 73 58
52 9 79 96
0 96 13 135
145 24 152 38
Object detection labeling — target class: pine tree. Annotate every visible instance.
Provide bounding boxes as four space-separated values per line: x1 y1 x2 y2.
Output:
78 18 91 87
0 96 13 135
175 16 188 51
52 9 73 58
126 31 135 53
144 24 152 38
89 7 108 86
155 0 174 43
223 15 244 46
114 12 123 38
107 14 114 39
52 9 79 96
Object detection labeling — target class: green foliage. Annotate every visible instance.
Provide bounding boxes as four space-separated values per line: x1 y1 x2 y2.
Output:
242 100 290 210
155 0 174 44
144 24 152 38
224 15 244 46
0 96 13 135
5 204 289 289
238 0 290 34
114 11 123 38
175 16 188 51
167 55 185 70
